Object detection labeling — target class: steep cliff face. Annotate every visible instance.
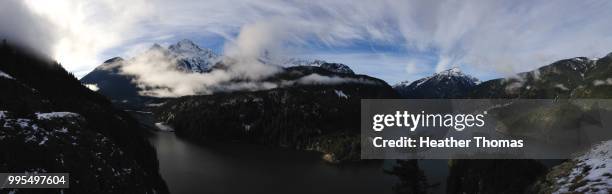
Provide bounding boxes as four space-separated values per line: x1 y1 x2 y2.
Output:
0 42 168 193
155 66 397 163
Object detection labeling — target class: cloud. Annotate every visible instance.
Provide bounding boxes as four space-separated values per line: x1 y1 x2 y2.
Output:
84 84 99 91
116 44 282 97
118 45 378 97
294 74 376 85
9 0 612 83
119 48 231 97
0 0 57 57
22 0 152 73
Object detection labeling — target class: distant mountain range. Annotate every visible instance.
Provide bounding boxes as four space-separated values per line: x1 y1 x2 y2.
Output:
80 38 612 165
393 52 612 99
76 37 612 192
81 39 357 108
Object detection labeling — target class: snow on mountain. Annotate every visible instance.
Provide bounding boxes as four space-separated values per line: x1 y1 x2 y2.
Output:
394 67 479 98
334 89 349 99
35 112 80 120
533 140 612 193
0 70 14 79
100 39 220 73
282 58 355 74
554 140 612 193
168 39 220 73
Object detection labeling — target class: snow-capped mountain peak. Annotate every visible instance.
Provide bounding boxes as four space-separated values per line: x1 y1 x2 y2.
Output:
165 39 220 73
408 67 478 87
393 67 479 98
437 67 462 76
433 67 476 80
283 58 354 74
169 39 202 53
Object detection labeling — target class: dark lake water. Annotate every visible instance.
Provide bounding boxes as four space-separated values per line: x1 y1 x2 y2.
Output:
149 131 413 194
148 131 562 194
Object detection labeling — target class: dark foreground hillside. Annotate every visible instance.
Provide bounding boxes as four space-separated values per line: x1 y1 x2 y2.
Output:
0 41 168 193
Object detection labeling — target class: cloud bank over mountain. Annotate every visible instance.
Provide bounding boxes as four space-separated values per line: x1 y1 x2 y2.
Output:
6 0 612 82
0 0 57 57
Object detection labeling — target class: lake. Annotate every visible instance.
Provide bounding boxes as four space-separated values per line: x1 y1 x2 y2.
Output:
149 131 411 194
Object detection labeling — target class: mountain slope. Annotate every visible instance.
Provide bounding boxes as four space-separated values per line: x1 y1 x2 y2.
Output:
469 53 612 98
531 140 612 193
80 57 144 106
444 53 612 193
81 40 356 108
282 59 355 74
394 67 479 98
80 40 221 108
154 66 397 163
0 41 168 193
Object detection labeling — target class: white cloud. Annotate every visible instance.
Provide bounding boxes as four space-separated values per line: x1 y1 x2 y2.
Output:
117 46 379 97
84 84 99 91
22 0 153 73
0 0 56 57
4 0 612 82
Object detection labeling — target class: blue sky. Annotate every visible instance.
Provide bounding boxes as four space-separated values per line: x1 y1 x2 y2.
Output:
11 0 612 85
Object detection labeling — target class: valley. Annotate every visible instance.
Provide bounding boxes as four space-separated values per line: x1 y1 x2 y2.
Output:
2 1 611 193
77 39 612 193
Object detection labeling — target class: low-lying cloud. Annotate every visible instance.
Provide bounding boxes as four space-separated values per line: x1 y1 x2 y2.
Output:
120 48 231 97
118 46 376 97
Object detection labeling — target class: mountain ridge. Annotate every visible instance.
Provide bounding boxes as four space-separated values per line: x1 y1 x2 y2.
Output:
81 39 359 108
394 67 479 98
0 41 169 193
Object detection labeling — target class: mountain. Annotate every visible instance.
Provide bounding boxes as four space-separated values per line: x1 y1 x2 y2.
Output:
0 41 168 193
468 53 612 98
393 67 479 98
81 39 220 108
283 59 355 74
81 39 357 109
168 39 220 73
154 66 398 163
80 57 144 106
439 53 612 193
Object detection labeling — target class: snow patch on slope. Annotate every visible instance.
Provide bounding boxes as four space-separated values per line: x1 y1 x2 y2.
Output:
554 140 612 193
0 70 14 79
36 112 80 120
593 78 612 86
1 110 80 146
154 122 174 132
334 90 348 99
